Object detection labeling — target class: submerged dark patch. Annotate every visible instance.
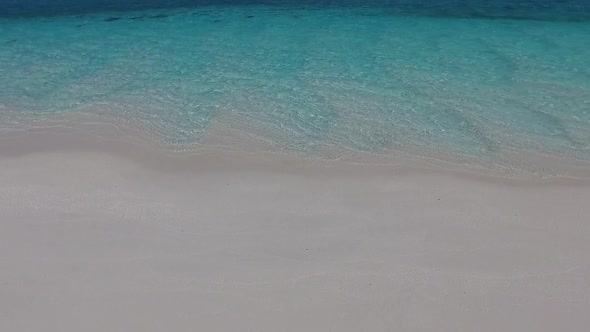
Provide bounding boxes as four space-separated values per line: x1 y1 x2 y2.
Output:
149 14 169 19
104 17 121 22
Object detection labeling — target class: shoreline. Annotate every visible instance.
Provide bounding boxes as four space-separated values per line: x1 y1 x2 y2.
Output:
2 116 590 183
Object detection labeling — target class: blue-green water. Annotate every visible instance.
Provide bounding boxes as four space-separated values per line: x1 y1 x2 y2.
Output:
1 3 590 164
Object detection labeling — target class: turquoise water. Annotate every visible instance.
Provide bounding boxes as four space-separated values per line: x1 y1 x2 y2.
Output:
1 5 590 164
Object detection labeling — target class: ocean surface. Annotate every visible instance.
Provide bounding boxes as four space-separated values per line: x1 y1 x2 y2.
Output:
1 1 589 168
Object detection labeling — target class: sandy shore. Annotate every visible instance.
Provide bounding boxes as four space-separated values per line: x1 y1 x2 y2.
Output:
1 124 590 331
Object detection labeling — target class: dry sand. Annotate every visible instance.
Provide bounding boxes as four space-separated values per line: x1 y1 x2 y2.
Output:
1 125 590 331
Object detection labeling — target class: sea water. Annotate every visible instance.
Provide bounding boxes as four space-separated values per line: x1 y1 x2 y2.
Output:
1 1 589 167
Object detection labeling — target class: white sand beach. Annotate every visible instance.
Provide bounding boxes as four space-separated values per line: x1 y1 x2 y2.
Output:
1 124 590 331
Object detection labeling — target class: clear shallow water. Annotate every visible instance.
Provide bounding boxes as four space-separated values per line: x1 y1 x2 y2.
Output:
1 2 590 167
